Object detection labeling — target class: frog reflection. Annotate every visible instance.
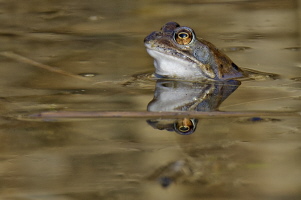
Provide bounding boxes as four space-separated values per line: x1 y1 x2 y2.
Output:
147 80 240 135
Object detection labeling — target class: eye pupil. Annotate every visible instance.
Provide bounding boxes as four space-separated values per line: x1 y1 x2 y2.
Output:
179 126 190 132
178 33 188 38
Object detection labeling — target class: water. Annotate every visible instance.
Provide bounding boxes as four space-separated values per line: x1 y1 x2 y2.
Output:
0 0 300 199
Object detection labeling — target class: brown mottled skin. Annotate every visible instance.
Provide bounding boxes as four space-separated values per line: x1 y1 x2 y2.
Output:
144 22 244 81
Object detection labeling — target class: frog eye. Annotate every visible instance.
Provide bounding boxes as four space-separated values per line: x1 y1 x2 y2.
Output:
175 29 193 45
174 118 195 135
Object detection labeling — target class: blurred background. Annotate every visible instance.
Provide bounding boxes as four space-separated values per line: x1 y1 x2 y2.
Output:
0 0 300 199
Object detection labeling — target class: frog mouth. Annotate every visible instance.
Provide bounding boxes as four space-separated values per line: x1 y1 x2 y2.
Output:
145 47 214 80
145 45 197 68
145 42 216 80
144 42 198 65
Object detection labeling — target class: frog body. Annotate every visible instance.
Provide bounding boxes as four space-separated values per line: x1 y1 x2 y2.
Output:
144 22 244 81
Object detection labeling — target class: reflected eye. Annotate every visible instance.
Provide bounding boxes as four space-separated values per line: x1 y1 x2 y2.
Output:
175 29 193 45
175 118 194 134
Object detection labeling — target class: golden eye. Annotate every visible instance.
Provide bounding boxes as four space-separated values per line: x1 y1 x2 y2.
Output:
176 118 193 133
175 30 192 45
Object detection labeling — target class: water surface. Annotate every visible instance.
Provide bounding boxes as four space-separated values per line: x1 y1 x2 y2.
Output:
0 0 300 199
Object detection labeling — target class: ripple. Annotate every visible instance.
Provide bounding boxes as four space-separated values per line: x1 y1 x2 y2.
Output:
238 117 281 123
284 47 301 51
291 77 301 81
221 46 252 52
78 73 99 77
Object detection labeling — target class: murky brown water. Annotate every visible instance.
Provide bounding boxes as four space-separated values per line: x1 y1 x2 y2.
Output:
0 0 301 199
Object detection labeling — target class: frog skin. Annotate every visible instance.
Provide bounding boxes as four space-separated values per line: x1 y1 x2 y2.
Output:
144 22 244 81
146 79 241 135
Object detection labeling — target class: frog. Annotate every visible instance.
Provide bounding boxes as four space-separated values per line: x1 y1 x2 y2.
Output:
144 22 244 81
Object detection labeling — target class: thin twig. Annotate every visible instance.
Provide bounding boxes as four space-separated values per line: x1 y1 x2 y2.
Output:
0 51 92 82
29 111 301 119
